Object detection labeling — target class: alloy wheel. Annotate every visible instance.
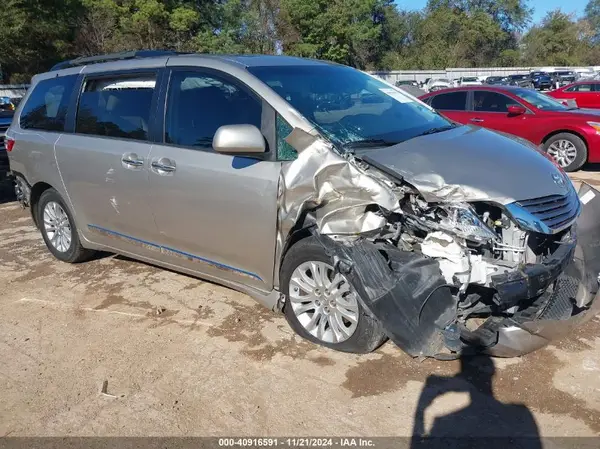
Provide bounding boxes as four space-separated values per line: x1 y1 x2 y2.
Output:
43 201 72 253
288 261 359 344
547 139 577 168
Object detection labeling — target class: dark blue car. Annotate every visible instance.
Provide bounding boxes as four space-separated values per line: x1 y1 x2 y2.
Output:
530 71 553 90
0 110 14 179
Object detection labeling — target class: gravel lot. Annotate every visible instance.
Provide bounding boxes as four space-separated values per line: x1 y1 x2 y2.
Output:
1 172 600 439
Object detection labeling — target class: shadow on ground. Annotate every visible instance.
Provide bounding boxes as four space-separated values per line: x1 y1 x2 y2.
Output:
582 163 600 172
411 355 541 448
0 181 15 204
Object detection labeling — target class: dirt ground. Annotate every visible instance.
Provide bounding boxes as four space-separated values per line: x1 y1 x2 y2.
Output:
1 172 600 439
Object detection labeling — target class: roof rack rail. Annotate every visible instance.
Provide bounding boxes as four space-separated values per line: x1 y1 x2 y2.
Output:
50 50 180 71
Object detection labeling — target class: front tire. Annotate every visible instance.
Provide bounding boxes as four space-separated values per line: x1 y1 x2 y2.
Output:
280 237 387 353
544 133 587 172
37 188 95 263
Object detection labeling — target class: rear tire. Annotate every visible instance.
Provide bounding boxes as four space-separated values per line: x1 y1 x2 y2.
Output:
37 188 95 263
280 237 387 353
543 133 587 172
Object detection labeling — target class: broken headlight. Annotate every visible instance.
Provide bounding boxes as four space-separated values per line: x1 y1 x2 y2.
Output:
435 204 499 243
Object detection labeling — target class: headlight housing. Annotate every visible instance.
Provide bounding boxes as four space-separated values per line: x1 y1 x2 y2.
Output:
434 204 499 243
587 121 600 134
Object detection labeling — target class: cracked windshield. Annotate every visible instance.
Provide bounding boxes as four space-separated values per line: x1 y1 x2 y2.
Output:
249 65 452 149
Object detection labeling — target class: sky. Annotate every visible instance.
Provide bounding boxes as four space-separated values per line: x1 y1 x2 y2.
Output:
398 0 590 25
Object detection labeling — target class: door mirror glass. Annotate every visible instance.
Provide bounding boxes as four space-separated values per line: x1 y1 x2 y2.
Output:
507 105 526 116
213 124 266 154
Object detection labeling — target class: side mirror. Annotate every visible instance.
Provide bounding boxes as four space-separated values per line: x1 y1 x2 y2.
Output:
507 105 526 116
213 124 266 154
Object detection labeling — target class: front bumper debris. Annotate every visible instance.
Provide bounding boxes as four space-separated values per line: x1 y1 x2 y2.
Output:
316 183 600 358
483 182 600 357
315 234 458 357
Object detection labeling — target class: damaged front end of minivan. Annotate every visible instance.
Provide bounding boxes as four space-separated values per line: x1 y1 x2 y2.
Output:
278 128 600 359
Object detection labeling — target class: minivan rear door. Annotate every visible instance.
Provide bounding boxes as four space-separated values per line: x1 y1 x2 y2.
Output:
146 67 281 292
55 70 162 257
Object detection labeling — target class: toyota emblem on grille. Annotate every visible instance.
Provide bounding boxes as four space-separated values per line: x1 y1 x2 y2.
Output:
552 173 565 186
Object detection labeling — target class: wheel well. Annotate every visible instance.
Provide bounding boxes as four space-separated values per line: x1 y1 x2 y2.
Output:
280 227 313 264
542 129 588 151
30 182 52 227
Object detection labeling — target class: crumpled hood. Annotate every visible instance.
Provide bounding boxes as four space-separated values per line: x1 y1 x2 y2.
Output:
362 125 571 205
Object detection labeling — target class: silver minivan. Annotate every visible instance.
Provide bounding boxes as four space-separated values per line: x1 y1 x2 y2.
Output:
7 51 600 358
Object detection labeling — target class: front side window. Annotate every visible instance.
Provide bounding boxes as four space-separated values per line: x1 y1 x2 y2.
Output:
512 88 569 111
75 74 156 141
248 65 451 150
165 71 262 149
473 91 520 113
430 92 467 111
276 115 297 161
20 75 77 131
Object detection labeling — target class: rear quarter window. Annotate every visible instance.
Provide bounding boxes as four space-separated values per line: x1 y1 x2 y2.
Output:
19 75 77 131
430 92 467 111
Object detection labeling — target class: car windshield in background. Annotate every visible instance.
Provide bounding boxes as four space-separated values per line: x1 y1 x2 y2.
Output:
511 75 528 79
248 65 451 150
462 77 478 82
513 88 569 111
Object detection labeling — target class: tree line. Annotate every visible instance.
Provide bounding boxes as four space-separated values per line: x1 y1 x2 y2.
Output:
1 0 600 82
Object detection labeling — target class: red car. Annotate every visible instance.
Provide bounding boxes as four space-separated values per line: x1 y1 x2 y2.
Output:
547 81 600 109
420 85 600 171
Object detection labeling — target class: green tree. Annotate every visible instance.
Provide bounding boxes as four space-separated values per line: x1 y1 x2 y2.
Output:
585 0 600 41
0 0 82 81
522 10 584 66
278 0 391 69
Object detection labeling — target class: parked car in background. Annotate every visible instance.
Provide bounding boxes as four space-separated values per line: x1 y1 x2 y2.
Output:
548 81 600 109
554 70 578 86
457 76 481 86
425 78 453 92
395 84 426 98
421 85 600 171
0 97 15 111
0 110 14 180
507 74 534 88
485 76 510 85
8 51 600 359
395 80 418 88
529 71 553 90
575 68 595 80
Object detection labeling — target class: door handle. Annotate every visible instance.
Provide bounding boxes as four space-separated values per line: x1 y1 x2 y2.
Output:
121 152 144 169
151 157 176 174
470 118 484 123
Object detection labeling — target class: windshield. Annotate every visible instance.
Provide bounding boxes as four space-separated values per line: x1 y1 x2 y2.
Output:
463 77 478 82
512 88 569 111
512 75 527 80
248 65 452 149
